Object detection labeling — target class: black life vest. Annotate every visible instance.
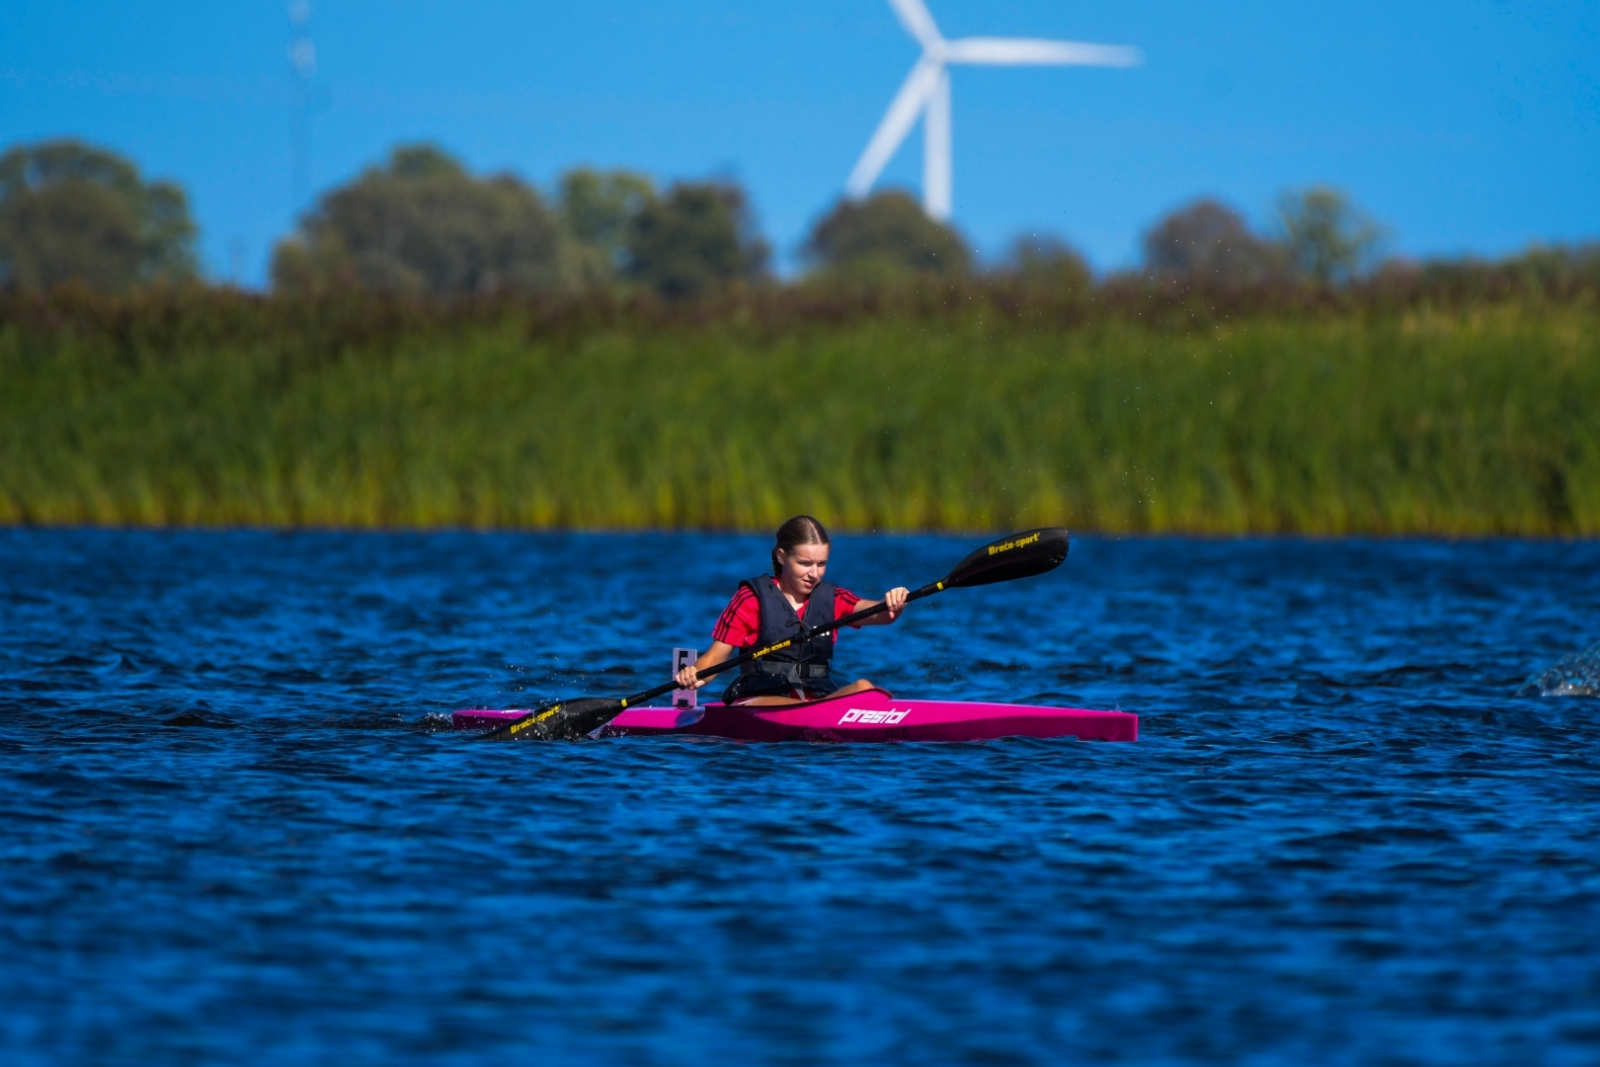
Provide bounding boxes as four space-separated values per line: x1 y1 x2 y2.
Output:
738 574 837 685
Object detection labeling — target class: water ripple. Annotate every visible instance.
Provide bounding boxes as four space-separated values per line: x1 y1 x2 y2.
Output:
2 529 1599 1065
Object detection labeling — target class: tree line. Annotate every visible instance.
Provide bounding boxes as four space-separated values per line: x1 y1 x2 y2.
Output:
1 138 1595 300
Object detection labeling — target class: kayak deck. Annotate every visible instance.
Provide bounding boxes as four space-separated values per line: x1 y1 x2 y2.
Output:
453 687 1136 743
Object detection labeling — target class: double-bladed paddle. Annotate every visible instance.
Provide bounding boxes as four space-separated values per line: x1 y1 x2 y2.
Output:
483 527 1070 742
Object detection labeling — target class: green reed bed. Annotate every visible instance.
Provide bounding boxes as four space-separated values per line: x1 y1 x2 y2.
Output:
1 291 1596 533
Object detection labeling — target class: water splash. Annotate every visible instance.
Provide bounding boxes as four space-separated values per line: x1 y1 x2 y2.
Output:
1523 639 1600 696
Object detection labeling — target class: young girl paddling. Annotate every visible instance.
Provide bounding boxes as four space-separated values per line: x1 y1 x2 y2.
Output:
675 515 909 706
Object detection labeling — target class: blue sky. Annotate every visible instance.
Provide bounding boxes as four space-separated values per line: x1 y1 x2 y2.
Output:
2 1 1595 284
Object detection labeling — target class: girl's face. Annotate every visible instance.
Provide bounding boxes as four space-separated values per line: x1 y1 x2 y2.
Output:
776 542 829 598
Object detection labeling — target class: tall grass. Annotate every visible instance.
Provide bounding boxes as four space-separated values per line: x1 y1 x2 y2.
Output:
2 287 1596 533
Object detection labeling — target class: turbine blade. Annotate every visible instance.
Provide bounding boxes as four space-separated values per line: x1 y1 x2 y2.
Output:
846 57 942 199
886 0 943 50
943 38 1143 66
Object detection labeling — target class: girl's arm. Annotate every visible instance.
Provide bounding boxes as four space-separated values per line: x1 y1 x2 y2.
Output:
850 586 910 627
676 641 736 689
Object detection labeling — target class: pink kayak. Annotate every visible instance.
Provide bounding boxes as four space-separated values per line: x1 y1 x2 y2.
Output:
453 687 1136 743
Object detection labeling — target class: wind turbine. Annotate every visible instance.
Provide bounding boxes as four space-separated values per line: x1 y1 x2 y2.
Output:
846 0 1141 220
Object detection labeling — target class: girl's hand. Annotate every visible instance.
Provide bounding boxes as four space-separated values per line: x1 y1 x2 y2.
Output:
884 586 910 621
678 642 735 688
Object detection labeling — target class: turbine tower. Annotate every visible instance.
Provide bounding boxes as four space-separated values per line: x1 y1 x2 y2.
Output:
846 0 1141 220
288 1 317 209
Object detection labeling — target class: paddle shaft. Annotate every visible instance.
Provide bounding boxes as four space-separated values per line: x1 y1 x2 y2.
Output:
611 579 946 710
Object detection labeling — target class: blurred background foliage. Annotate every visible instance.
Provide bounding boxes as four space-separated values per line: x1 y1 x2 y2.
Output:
3 136 1593 302
3 286 1595 534
0 140 198 294
557 167 655 289
1143 199 1289 288
623 180 770 299
269 145 564 296
1276 187 1389 284
802 189 970 282
2 136 1597 533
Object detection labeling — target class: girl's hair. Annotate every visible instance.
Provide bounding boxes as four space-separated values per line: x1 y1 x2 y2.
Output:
772 515 830 575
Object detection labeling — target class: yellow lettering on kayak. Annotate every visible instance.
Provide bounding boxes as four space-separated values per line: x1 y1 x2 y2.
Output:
988 531 1041 556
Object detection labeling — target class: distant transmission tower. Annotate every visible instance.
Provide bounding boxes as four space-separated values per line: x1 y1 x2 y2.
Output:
288 1 317 210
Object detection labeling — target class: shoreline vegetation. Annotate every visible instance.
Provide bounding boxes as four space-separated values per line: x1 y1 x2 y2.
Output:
4 137 1595 536
3 277 1596 536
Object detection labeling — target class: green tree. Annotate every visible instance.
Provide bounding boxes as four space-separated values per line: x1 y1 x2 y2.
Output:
556 167 656 288
1504 243 1600 291
0 139 197 293
272 144 562 295
624 181 769 299
1276 186 1386 284
802 190 970 281
1142 198 1287 286
998 232 1092 292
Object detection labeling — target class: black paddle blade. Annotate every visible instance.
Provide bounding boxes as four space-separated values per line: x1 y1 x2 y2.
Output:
942 527 1070 589
483 697 624 742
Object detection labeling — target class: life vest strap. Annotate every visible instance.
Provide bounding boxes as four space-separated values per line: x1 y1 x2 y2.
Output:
750 661 831 680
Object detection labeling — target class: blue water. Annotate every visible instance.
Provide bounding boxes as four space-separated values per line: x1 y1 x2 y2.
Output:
3 530 1598 1065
